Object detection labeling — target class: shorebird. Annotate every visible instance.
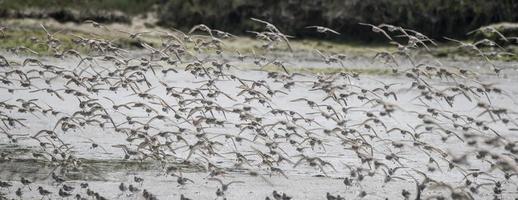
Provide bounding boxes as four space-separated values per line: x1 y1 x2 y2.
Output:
189 24 213 36
38 186 52 199
208 178 244 191
468 26 508 42
306 26 340 35
83 20 110 30
117 30 151 39
251 18 293 52
358 23 393 40
0 25 6 37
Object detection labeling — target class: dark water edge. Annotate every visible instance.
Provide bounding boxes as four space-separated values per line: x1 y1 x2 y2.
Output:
0 144 203 182
0 158 205 182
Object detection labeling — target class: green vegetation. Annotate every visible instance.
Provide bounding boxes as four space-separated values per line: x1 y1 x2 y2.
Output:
157 0 518 41
0 26 143 55
2 0 517 41
0 0 161 24
0 28 79 54
0 0 159 15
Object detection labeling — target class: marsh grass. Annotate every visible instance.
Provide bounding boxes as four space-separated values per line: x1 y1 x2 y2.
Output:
429 45 518 61
0 26 143 55
1 20 515 62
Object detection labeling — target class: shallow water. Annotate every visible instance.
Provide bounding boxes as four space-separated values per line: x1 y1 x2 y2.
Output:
1 50 518 199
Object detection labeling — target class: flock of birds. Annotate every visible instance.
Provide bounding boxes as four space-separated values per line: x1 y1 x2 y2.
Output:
0 18 518 200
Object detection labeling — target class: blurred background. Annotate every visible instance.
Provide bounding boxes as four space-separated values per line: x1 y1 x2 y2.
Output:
1 0 517 42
